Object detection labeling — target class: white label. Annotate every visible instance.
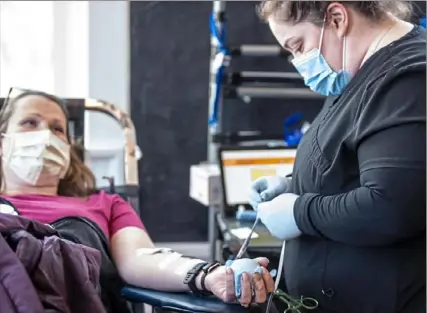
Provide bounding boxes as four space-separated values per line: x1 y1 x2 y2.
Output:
230 227 259 240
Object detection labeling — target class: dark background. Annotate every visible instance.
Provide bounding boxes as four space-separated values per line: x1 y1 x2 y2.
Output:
130 1 426 242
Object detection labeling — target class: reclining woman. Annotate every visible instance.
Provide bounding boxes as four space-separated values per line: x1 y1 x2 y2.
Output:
0 89 274 308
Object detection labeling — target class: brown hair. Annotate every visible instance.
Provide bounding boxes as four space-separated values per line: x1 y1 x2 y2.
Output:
0 90 97 197
257 1 413 25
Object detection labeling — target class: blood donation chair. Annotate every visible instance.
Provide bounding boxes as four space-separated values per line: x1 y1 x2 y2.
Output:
0 96 253 313
70 99 256 313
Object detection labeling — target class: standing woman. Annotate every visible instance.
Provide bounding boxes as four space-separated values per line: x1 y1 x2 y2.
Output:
250 2 426 313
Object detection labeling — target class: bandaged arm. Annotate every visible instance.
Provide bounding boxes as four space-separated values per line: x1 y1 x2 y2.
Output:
111 227 207 291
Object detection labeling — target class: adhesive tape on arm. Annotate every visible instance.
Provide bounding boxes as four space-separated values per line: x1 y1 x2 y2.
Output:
135 247 173 256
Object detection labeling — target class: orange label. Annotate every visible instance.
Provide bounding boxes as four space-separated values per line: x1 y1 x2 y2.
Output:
223 157 295 166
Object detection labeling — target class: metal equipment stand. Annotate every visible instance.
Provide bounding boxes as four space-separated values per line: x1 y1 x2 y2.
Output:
207 1 226 261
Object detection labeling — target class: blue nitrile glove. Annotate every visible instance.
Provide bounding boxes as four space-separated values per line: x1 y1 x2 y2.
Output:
257 193 302 240
249 176 291 210
225 258 262 298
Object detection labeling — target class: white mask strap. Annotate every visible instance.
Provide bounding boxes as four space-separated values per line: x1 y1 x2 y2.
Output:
342 36 347 71
318 17 327 53
320 15 347 72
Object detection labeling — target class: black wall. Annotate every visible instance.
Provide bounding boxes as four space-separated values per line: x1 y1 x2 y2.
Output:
130 1 425 242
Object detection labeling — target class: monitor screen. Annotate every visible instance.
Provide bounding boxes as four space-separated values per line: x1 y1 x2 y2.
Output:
220 148 297 206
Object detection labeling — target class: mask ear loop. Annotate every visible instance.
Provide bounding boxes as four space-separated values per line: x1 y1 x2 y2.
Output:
342 36 347 72
318 16 327 55
0 133 13 162
321 14 347 72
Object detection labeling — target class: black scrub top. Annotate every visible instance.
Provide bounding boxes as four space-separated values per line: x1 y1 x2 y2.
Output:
287 26 426 313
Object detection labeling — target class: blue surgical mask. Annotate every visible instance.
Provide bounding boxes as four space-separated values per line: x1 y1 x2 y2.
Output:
292 22 351 96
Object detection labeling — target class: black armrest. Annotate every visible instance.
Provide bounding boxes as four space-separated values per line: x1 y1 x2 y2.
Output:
121 286 254 313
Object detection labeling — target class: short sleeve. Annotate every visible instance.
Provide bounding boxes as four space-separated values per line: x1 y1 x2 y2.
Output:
109 194 146 237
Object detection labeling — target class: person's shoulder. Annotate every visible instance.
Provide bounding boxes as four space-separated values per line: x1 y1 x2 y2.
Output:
88 190 125 205
351 28 426 133
363 27 425 98
381 26 425 79
389 26 425 71
365 26 423 76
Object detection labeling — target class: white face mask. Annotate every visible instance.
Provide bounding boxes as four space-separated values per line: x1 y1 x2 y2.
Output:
1 130 71 186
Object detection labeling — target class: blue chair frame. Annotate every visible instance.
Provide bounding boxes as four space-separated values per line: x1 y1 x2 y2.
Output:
121 287 252 313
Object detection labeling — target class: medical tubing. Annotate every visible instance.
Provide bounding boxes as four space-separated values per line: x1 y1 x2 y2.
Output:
209 13 229 127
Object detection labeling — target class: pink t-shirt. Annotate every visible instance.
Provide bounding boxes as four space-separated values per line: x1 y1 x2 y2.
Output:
3 190 145 239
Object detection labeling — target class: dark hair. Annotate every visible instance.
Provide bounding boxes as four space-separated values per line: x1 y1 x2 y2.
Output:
257 1 413 25
0 90 97 197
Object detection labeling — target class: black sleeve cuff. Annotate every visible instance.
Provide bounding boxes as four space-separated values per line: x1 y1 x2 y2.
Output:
293 193 321 236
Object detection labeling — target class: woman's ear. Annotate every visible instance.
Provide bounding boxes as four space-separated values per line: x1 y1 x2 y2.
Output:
326 2 349 38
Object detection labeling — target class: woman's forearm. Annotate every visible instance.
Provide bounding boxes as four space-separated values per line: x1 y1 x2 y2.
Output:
119 248 207 291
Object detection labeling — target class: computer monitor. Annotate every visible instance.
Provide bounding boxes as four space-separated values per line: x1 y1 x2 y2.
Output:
219 146 297 208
